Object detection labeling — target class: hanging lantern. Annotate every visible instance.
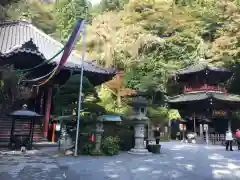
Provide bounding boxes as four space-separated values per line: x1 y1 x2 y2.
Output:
179 124 184 131
209 98 212 105
56 123 61 131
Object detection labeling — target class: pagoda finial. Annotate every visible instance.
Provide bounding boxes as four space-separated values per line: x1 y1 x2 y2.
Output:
21 38 38 51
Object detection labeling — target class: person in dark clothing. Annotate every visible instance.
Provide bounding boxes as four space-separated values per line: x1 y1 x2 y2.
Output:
154 127 160 144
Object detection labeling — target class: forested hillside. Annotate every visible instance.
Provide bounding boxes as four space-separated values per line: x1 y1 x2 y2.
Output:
1 0 240 121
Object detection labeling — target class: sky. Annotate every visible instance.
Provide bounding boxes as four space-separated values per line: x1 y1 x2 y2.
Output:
90 0 101 5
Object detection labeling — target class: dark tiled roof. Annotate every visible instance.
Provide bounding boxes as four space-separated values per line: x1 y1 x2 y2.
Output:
168 91 240 103
0 20 115 75
177 62 232 75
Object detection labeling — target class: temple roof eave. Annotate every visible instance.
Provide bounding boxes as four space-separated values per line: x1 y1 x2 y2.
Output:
177 62 232 76
0 20 116 81
168 91 240 104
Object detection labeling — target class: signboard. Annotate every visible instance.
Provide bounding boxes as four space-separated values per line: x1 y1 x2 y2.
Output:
102 115 122 122
212 110 227 117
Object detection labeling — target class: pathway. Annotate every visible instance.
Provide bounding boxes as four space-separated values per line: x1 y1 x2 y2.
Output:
57 142 240 180
0 142 240 180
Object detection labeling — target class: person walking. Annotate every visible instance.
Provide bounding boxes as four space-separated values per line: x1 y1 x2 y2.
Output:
225 130 233 151
154 127 160 144
235 129 240 150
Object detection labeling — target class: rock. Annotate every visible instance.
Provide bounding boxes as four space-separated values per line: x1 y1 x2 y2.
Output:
65 150 73 156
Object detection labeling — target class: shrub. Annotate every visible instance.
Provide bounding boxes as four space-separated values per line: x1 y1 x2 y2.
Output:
82 142 94 155
102 136 120 156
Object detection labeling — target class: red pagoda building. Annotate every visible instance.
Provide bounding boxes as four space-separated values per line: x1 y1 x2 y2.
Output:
168 61 240 138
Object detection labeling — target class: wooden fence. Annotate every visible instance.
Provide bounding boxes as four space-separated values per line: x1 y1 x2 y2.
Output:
204 133 237 145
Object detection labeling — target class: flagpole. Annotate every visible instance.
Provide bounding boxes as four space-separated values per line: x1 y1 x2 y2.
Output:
74 20 87 156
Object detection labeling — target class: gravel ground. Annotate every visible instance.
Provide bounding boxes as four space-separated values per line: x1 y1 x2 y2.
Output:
1 142 240 180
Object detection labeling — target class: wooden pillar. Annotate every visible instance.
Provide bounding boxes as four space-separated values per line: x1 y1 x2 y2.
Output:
32 87 38 111
41 89 46 115
43 87 52 138
193 112 196 133
32 86 38 98
52 123 56 143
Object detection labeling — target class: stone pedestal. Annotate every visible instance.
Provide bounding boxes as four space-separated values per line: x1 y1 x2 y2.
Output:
128 119 151 155
127 93 152 155
59 126 73 152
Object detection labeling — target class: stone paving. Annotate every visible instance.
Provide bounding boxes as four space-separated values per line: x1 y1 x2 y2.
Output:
1 142 240 180
0 148 78 180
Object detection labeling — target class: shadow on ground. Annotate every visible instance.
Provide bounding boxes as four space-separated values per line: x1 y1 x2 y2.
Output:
56 142 240 180
1 142 240 180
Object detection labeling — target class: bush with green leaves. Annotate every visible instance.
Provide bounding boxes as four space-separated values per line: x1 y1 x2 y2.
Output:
82 141 94 155
102 136 120 156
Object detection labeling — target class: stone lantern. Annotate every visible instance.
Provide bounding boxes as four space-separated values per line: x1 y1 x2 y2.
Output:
9 104 43 150
198 117 211 144
91 114 122 155
91 115 105 155
127 93 151 155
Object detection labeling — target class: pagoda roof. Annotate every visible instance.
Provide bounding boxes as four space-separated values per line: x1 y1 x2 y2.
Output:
168 91 240 103
0 20 115 76
177 62 232 76
174 61 233 84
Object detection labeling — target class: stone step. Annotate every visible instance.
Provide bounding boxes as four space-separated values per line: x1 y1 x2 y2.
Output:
0 116 45 143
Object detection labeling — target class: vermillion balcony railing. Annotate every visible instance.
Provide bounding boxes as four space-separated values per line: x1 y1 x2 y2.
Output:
184 84 227 93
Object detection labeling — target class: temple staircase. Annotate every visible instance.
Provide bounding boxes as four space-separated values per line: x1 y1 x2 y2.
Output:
0 115 45 146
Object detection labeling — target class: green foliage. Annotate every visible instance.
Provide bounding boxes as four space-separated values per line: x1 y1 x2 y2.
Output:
168 109 181 120
82 141 94 154
100 0 122 11
5 0 56 34
102 136 120 155
30 1 56 34
97 85 130 114
54 74 95 116
160 136 170 142
0 0 21 20
55 0 90 41
4 0 240 123
148 107 181 125
0 0 20 6
128 0 155 13
0 65 30 112
148 106 169 125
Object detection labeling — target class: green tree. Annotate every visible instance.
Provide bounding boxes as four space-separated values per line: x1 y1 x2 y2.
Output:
100 0 122 11
55 0 90 41
0 0 21 20
0 66 31 112
5 0 56 34
54 74 95 116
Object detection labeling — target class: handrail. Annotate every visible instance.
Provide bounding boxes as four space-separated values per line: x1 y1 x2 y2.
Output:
184 84 227 93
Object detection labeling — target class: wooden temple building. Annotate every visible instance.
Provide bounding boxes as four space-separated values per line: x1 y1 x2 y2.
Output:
0 20 115 144
168 62 240 140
